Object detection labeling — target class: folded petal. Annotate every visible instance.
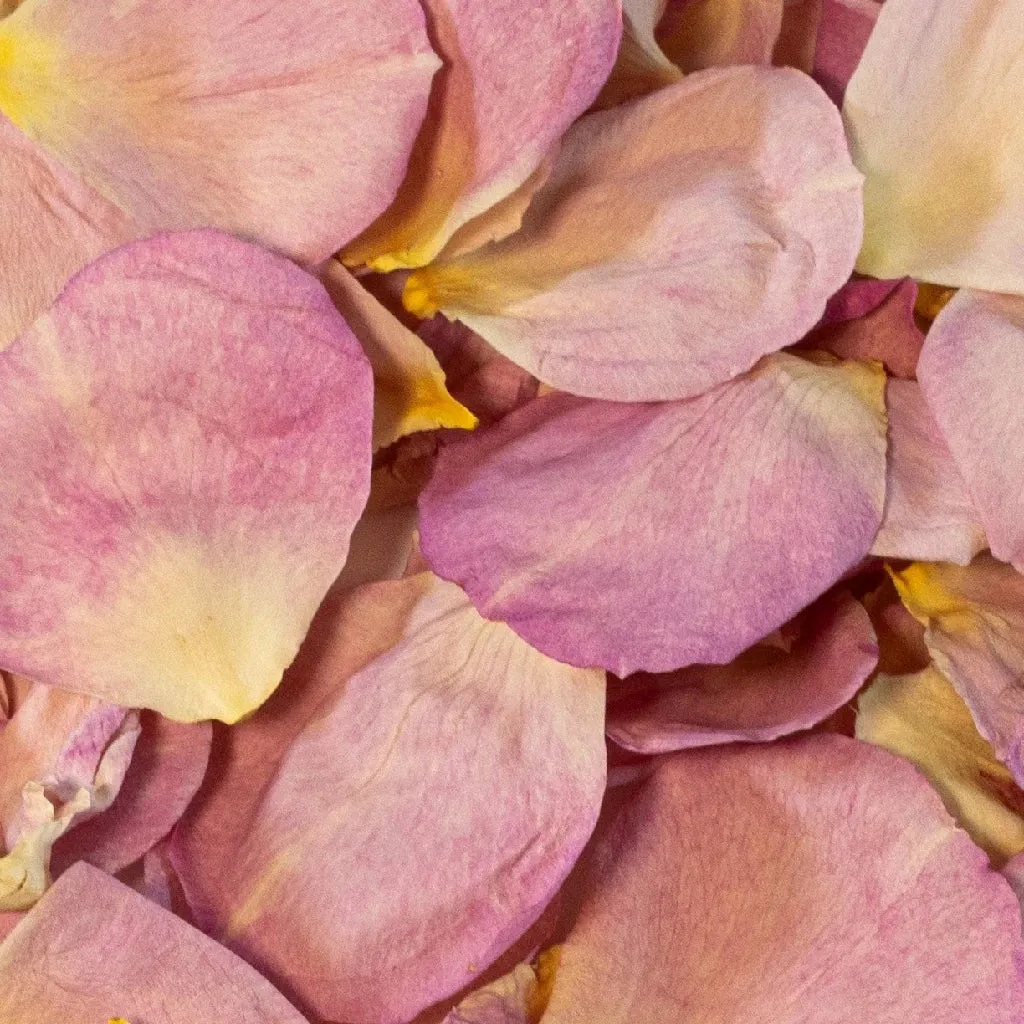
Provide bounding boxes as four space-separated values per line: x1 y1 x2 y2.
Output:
871 379 986 565
540 737 1024 1023
405 67 863 401
607 591 877 752
171 573 606 1023
442 950 560 1024
892 557 1024 789
657 0 784 71
862 577 931 676
844 0 1024 289
0 116 137 350
421 353 886 675
320 261 476 450
0 0 438 263
812 0 879 104
344 0 620 270
0 863 308 1023
918 290 1024 569
0 231 373 723
858 667 1024 864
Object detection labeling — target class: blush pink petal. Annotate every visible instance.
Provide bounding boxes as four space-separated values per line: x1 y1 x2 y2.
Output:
0 863 309 1023
171 573 606 1024
607 591 877 753
872 380 986 565
0 115 136 350
0 230 373 723
821 274 902 326
405 67 863 402
420 353 886 675
541 737 1024 1023
918 290 1024 570
1005 853 1024 921
812 0 880 105
0 0 438 264
345 0 620 269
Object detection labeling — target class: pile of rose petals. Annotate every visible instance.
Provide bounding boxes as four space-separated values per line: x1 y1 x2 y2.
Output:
2 0 1024 1020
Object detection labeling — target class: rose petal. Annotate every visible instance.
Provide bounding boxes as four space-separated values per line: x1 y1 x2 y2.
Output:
844 0 1024 289
862 577 931 676
171 573 606 1023
657 0 784 71
595 0 682 110
820 273 902 326
1005 853 1024 922
0 0 438 263
607 590 877 752
343 0 620 270
858 667 1024 865
773 0 823 73
812 0 880 105
918 289 1024 569
404 66 863 402
871 379 986 565
892 557 1024 789
421 353 886 675
441 950 560 1024
0 863 308 1023
0 230 372 723
541 737 1024 1022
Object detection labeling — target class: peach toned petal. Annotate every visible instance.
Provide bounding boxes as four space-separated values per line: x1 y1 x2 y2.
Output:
658 0 784 71
596 0 682 109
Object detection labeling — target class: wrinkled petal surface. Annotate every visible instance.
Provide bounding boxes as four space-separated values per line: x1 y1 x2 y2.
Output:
0 863 308 1023
406 67 863 401
0 231 373 723
607 591 877 752
172 574 606 1024
421 353 886 675
812 0 879 104
845 0 1024 289
0 0 439 263
541 737 1024 1023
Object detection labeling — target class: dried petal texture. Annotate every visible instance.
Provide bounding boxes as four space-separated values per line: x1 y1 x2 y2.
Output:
320 261 476 450
0 863 308 1023
844 0 1024 289
344 0 620 270
421 353 886 675
657 0 784 71
918 290 1024 569
405 67 863 402
51 712 212 876
893 557 1024 790
0 0 438 264
0 231 373 723
607 592 876 752
541 737 1024 1023
171 574 606 1024
858 668 1024 864
813 0 880 104
872 380 985 565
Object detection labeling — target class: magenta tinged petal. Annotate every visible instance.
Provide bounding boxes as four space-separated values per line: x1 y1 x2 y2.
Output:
812 0 880 105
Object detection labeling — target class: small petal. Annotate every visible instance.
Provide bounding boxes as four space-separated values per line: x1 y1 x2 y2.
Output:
820 273 902 326
405 67 863 401
420 353 887 675
171 574 606 1023
0 231 372 723
442 950 560 1024
812 0 880 104
657 0 784 71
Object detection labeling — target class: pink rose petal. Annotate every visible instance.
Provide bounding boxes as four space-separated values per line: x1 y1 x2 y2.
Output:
420 353 887 675
541 737 1024 1023
607 591 877 753
0 0 439 263
0 230 372 722
813 0 880 104
0 863 308 1023
171 573 606 1023
820 273 902 326
872 379 986 565
405 66 863 401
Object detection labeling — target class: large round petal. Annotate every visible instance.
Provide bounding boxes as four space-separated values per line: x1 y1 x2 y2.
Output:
0 0 438 263
171 574 606 1023
844 0 1024 289
540 737 1024 1023
420 353 887 675
405 66 863 401
0 231 373 723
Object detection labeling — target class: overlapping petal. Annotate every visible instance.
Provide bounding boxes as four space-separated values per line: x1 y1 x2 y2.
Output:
657 0 784 71
421 353 887 675
405 67 863 401
0 231 373 723
0 0 439 263
607 591 877 752
812 0 879 104
596 0 681 109
539 737 1024 1022
845 0 1024 289
918 290 1024 569
171 573 606 1023
442 950 560 1024
344 0 621 270
0 863 308 1023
